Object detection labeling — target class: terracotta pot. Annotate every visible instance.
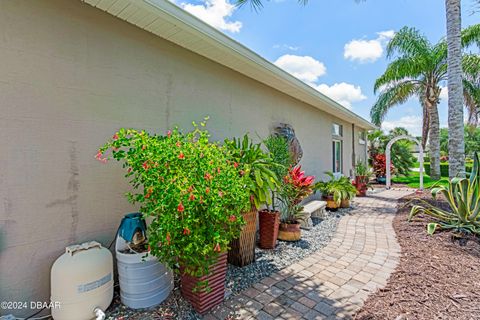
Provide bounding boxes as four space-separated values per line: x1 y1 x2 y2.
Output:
355 176 368 197
340 199 350 208
228 207 257 267
180 252 228 314
277 222 301 241
258 210 280 249
323 195 339 210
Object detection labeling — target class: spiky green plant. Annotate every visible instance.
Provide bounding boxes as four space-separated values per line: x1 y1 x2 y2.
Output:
408 152 480 235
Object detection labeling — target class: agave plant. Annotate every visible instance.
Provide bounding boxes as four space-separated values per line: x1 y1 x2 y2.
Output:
409 152 480 235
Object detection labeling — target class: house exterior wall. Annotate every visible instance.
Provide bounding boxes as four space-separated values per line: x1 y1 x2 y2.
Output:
0 0 367 315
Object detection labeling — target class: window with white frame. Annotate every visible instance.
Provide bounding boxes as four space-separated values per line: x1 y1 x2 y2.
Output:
332 123 343 137
332 139 342 173
359 131 366 144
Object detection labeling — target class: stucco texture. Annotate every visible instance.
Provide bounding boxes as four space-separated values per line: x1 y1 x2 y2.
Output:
0 0 367 316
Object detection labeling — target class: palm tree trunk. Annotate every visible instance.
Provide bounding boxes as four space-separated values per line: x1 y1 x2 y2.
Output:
429 102 441 180
446 0 465 178
421 100 430 150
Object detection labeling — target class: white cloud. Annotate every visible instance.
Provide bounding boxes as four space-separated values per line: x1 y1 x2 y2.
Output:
273 44 300 51
179 0 242 33
274 55 327 82
382 115 423 136
313 82 367 109
439 86 448 101
344 30 395 63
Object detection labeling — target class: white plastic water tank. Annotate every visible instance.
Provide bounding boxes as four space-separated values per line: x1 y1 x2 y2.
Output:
51 241 113 320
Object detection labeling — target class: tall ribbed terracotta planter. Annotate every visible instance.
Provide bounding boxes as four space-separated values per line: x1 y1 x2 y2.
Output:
258 209 280 249
180 252 228 314
228 208 257 267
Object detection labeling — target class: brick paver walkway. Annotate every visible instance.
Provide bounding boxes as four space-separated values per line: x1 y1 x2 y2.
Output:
205 189 414 320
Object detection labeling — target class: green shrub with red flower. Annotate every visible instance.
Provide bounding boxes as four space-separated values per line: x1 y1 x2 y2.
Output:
97 121 250 276
278 165 315 223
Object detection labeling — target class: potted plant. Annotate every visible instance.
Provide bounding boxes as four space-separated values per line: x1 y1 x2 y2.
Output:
372 154 395 184
315 172 356 210
259 135 291 249
354 161 371 197
223 134 279 266
277 166 315 241
97 121 250 314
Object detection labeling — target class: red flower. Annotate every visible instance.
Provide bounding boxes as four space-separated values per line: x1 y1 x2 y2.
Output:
127 167 132 173
204 173 212 180
176 141 181 147
166 233 171 245
188 186 194 192
217 167 221 174
95 151 102 159
183 228 191 235
218 191 223 197
233 162 239 168
142 161 149 170
177 202 185 212
214 243 221 253
205 187 210 194
112 133 119 140
229 215 236 222
142 145 147 150
239 170 245 176
178 152 185 159
167 130 172 138
189 193 195 201
145 187 153 199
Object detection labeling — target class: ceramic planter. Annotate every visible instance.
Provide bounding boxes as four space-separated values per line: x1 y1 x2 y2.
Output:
323 195 340 210
180 252 228 314
340 199 350 208
228 208 257 267
277 222 301 241
258 209 280 249
355 176 368 197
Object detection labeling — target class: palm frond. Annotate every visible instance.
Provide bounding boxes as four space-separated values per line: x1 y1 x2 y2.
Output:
386 26 431 59
234 0 307 10
461 23 480 49
370 81 418 125
374 56 424 93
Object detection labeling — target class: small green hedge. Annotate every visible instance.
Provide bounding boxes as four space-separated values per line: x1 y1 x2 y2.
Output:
424 162 472 177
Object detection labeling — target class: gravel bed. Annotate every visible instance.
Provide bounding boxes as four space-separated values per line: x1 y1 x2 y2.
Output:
106 206 352 320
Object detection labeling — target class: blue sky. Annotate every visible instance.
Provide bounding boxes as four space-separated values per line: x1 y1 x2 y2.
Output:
175 0 479 135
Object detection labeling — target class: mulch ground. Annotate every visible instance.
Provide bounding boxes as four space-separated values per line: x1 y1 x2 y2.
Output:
354 191 480 320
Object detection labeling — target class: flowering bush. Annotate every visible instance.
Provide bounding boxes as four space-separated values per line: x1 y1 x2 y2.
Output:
98 121 250 276
278 166 315 223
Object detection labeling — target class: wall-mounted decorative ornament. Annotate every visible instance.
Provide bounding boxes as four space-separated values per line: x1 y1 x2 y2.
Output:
272 123 303 165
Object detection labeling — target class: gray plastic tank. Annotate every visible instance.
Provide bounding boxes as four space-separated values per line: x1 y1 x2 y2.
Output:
115 236 173 309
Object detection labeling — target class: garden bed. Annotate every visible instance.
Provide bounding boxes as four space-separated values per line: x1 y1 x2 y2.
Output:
354 192 480 320
106 206 352 319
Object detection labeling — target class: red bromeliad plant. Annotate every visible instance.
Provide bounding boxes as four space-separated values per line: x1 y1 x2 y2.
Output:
372 154 395 178
97 121 250 277
278 165 315 223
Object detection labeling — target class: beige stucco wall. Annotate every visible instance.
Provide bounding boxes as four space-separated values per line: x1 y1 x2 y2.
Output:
0 0 367 316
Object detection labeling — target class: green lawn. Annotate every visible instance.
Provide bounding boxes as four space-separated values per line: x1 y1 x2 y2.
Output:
392 171 449 188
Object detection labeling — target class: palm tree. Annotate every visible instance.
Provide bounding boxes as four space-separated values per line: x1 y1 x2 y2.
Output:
370 27 446 180
370 26 480 180
463 54 480 127
445 0 464 178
